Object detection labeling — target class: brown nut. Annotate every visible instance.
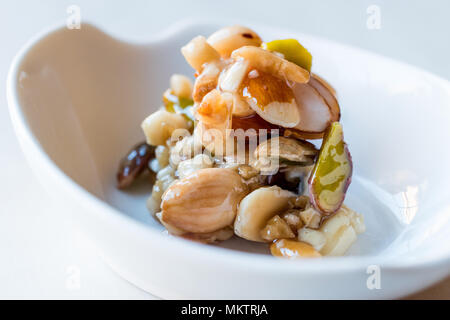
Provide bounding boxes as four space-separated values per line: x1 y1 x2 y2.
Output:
161 168 248 233
260 215 295 242
270 239 321 259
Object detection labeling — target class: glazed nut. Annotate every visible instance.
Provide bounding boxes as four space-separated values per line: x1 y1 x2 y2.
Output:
169 135 197 168
289 195 310 210
177 154 213 179
280 209 303 233
181 36 221 71
218 60 250 93
147 192 162 218
192 62 221 103
231 46 310 84
161 168 248 234
298 228 326 251
270 239 321 259
207 25 262 58
319 205 365 256
234 186 295 242
260 215 295 242
170 74 193 99
142 109 190 146
237 164 259 180
195 89 233 126
241 72 300 128
231 93 255 117
147 169 176 220
254 137 318 169
299 207 322 229
155 145 170 169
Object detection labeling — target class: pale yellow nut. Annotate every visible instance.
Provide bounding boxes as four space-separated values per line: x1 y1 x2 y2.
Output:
192 62 221 103
169 135 197 168
161 168 248 234
181 36 221 71
234 186 295 242
170 74 193 99
207 25 262 58
218 59 250 93
298 227 327 251
270 239 321 259
321 225 357 256
340 204 366 234
231 94 255 117
177 154 213 179
319 205 365 256
155 145 170 169
280 210 304 233
141 109 189 146
147 193 161 219
231 46 310 84
300 207 322 229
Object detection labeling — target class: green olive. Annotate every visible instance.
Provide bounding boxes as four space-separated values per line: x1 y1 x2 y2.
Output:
308 122 352 215
262 39 312 72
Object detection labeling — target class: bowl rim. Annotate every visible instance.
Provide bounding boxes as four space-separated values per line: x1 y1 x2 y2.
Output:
6 18 450 275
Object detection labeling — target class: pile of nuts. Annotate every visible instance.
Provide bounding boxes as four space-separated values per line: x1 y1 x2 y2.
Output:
116 25 365 259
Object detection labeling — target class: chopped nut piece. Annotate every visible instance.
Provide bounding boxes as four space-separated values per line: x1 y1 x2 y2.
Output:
231 46 310 84
142 109 190 146
319 205 365 256
155 145 170 169
207 25 262 58
280 209 303 233
289 195 310 210
299 207 322 229
260 215 295 241
234 186 295 242
192 62 221 103
298 228 326 251
177 154 213 179
238 164 259 179
170 74 193 99
181 36 220 71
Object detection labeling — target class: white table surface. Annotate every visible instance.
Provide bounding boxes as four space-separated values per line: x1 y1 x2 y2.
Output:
0 0 448 299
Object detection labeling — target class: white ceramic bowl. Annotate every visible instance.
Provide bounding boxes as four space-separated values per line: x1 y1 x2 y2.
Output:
7 20 450 299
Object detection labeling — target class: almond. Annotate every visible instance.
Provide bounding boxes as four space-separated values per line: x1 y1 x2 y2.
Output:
241 72 300 128
270 239 321 258
231 46 310 84
161 168 248 234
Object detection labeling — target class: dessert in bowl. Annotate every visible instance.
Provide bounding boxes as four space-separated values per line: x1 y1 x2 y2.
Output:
118 25 364 259
7 20 450 299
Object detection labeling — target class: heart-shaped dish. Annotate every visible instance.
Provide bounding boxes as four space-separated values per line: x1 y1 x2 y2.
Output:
7 20 450 299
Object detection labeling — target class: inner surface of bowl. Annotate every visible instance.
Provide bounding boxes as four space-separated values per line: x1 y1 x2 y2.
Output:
13 22 450 261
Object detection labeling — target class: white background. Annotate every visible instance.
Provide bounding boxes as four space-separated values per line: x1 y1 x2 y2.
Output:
0 0 449 299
